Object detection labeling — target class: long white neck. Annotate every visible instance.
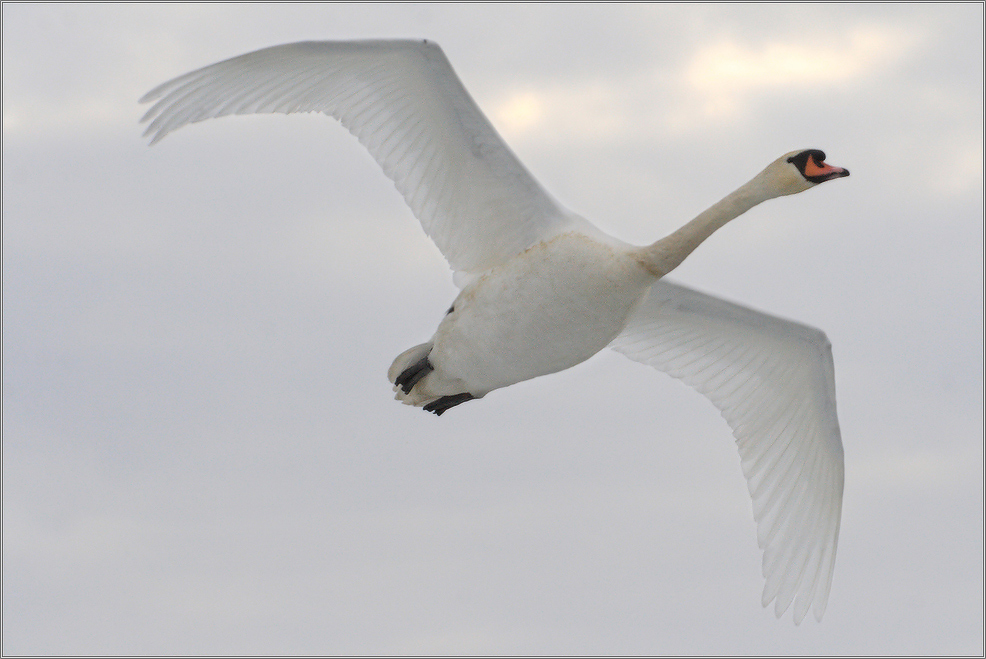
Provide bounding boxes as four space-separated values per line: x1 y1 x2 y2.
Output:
636 174 776 278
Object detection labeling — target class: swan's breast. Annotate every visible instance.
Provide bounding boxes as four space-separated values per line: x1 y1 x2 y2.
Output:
431 232 654 395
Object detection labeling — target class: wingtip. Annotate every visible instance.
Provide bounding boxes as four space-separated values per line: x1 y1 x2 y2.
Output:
138 122 162 145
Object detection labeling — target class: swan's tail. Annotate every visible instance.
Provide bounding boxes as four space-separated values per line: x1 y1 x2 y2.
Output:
387 342 475 415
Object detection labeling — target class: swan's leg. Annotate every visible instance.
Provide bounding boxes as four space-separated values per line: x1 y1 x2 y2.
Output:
394 354 434 394
423 393 475 416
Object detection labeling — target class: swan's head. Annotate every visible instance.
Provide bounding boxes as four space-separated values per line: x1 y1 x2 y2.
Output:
760 149 850 197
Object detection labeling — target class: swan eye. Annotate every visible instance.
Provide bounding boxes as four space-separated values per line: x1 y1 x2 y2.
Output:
788 149 824 176
788 149 827 168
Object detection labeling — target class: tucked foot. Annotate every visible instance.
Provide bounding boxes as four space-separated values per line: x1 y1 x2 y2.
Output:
394 355 434 394
423 393 475 416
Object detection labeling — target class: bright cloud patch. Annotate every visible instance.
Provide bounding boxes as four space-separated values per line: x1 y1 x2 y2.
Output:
678 27 918 124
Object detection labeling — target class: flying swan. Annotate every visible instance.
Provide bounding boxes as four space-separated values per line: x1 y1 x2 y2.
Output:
140 40 848 624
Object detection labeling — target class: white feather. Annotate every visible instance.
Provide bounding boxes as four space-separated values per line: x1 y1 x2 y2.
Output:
610 280 844 623
140 40 572 279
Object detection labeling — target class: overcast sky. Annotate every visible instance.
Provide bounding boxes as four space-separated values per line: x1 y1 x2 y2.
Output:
3 3 983 655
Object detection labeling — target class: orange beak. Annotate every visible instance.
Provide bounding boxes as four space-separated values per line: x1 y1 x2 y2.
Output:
804 154 850 181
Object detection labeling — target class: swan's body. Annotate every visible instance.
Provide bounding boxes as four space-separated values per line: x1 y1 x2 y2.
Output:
392 230 653 409
141 40 849 624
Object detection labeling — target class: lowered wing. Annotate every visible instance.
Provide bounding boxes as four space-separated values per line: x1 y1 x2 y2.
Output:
610 279 845 624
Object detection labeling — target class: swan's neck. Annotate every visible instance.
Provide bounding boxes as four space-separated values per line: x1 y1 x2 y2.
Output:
638 177 772 278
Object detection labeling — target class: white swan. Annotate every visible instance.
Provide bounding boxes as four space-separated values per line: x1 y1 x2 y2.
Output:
140 40 849 624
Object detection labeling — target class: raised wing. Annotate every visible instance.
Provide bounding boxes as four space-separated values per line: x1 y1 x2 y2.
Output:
610 280 844 624
140 40 573 278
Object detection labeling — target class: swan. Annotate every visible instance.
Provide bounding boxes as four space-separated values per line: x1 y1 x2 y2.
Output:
140 40 849 624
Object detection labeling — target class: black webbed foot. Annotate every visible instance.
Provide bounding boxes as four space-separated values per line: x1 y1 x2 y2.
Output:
394 355 433 394
423 393 475 416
